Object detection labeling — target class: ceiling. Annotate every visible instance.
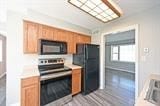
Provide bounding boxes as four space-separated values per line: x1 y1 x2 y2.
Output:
24 0 160 30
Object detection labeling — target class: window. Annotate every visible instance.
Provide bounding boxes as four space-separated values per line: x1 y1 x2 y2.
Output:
0 40 2 61
111 44 135 62
111 46 119 61
120 45 135 62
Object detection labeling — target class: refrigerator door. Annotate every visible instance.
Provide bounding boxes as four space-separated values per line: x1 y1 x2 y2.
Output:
83 44 99 95
83 59 99 94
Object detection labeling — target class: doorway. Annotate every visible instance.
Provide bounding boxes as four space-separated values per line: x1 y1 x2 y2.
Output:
99 25 139 106
105 29 135 106
0 34 6 106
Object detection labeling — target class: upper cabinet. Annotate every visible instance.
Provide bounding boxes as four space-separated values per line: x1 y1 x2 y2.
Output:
23 20 91 54
23 21 39 53
39 25 54 40
54 29 67 42
76 33 91 44
67 32 76 54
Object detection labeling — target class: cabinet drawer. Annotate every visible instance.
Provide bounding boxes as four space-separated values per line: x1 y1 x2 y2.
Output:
22 76 39 87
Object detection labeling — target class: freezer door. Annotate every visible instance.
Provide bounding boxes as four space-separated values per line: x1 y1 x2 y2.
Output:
85 45 99 59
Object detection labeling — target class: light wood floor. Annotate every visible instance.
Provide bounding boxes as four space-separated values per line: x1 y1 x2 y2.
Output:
64 69 135 106
0 75 6 106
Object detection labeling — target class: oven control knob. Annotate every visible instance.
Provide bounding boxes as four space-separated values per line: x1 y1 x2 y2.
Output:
45 60 47 63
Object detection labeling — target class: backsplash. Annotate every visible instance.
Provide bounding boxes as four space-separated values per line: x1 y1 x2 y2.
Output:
23 54 73 66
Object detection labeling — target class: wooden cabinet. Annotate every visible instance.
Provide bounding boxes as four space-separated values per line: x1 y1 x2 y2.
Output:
23 20 91 54
75 34 91 44
23 21 39 53
39 25 54 40
72 69 81 95
21 76 40 106
54 29 67 42
66 32 76 54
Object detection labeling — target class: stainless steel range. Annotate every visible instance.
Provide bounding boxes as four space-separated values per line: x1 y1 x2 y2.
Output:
38 58 72 106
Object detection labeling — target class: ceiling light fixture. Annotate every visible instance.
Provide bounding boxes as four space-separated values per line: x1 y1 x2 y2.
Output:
68 0 122 23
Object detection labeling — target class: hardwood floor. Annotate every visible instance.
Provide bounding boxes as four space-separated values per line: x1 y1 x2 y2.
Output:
0 75 6 106
105 69 135 106
64 69 135 106
0 70 134 106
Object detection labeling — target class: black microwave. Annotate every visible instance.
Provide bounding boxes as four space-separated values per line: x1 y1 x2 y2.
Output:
39 39 67 55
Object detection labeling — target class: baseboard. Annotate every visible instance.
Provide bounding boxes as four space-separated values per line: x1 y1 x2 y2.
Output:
0 72 6 79
105 66 135 74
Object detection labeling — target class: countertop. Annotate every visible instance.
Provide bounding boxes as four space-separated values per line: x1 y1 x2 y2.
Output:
65 64 82 70
135 74 160 106
21 64 81 79
21 65 40 79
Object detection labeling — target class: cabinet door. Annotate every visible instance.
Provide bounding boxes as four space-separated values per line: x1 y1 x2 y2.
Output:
24 21 39 53
21 76 40 106
72 69 81 95
22 84 39 106
75 34 91 44
39 25 54 40
54 29 67 42
83 35 91 44
67 32 76 54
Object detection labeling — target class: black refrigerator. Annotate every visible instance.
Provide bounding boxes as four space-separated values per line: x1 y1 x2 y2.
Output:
73 44 99 95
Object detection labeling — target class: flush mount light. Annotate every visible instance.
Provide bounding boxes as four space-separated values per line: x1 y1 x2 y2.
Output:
68 0 122 23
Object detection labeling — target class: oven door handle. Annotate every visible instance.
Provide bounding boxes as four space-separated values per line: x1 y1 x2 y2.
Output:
40 71 72 81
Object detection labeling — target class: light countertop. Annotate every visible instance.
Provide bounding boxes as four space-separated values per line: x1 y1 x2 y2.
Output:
135 74 160 106
65 64 82 70
21 64 81 79
21 65 40 79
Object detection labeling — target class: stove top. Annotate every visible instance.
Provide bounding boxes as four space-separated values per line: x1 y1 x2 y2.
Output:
38 58 71 76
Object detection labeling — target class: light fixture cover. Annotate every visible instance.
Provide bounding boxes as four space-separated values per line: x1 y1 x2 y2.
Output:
68 0 122 23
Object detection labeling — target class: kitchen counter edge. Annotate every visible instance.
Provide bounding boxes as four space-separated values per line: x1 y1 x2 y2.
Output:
21 65 40 79
135 74 160 106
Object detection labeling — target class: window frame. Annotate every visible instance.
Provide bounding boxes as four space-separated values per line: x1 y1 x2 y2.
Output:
111 45 119 61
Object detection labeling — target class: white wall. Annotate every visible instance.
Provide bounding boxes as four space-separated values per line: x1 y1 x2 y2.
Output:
0 22 6 32
92 5 160 95
6 10 91 106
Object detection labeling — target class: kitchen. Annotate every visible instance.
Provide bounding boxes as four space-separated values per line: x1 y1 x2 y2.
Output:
1 0 160 106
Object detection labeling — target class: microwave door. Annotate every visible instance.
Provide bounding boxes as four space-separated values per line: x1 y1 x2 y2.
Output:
42 45 61 55
40 40 67 55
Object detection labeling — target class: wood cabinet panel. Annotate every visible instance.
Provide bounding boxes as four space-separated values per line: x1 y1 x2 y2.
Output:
72 69 81 95
39 25 54 40
83 35 91 44
75 34 91 44
23 20 91 54
21 76 40 106
66 32 76 54
23 21 39 53
54 29 67 42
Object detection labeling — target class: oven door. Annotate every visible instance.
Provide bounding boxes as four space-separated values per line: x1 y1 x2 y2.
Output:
39 39 67 55
40 74 71 106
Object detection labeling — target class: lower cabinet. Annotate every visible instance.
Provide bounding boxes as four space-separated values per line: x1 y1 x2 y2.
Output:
21 76 40 106
72 69 81 95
